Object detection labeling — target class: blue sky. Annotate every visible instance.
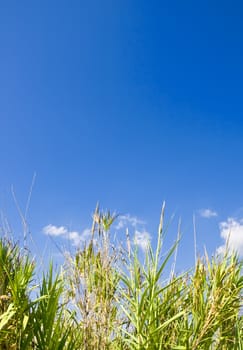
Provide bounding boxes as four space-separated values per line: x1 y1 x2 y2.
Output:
1 1 243 269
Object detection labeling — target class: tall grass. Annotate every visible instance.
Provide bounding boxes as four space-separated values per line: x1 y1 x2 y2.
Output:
0 206 242 349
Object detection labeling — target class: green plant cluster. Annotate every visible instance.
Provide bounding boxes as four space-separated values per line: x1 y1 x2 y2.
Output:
0 206 242 349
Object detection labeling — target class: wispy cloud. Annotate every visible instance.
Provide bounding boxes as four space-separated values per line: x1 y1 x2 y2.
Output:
134 230 151 251
43 224 67 236
42 224 91 247
115 214 145 230
217 218 243 257
198 209 218 218
68 231 82 246
115 214 151 252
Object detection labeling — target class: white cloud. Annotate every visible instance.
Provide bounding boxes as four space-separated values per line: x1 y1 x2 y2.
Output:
115 214 145 230
217 218 243 257
69 228 92 246
199 209 218 218
43 224 67 236
114 214 150 252
42 225 92 247
134 230 151 251
68 231 82 247
81 228 92 238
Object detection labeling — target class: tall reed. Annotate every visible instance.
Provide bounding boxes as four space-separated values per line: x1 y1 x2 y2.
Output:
0 206 242 349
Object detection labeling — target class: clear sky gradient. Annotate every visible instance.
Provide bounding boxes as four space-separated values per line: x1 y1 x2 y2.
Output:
1 1 243 269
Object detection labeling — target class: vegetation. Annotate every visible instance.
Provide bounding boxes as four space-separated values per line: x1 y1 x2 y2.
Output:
0 205 242 349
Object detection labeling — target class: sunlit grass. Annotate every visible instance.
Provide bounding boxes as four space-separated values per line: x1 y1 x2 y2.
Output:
0 205 242 349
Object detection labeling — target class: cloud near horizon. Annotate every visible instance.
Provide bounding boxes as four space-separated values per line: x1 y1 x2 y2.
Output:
134 230 151 251
199 208 218 218
115 214 145 230
217 218 243 257
43 215 150 251
114 214 152 252
42 224 91 247
43 224 67 236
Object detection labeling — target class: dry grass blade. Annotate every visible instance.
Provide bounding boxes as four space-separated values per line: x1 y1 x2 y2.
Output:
0 205 242 349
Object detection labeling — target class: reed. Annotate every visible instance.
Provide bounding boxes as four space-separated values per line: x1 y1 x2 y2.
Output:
0 206 242 349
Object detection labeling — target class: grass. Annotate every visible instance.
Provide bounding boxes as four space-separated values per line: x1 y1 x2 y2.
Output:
0 205 242 349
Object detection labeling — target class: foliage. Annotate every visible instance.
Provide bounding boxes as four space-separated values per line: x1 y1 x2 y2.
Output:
0 206 242 349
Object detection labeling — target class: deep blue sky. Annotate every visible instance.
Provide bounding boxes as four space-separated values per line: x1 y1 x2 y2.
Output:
1 1 243 268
